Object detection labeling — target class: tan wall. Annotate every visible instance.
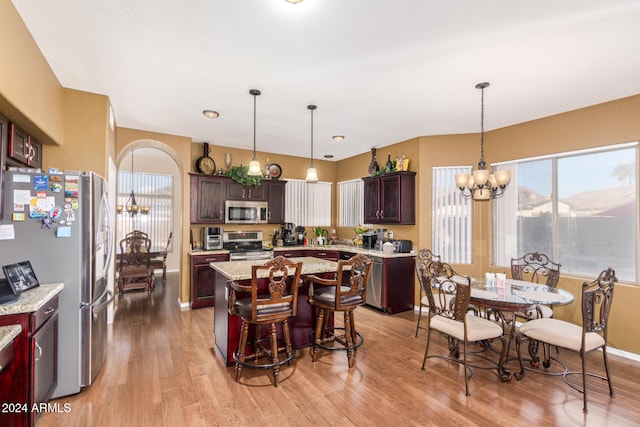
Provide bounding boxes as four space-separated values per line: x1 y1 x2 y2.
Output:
0 0 63 146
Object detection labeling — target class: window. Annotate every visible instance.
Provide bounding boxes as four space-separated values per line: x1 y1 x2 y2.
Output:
338 179 364 227
116 171 173 250
432 166 473 264
494 143 637 282
285 179 332 227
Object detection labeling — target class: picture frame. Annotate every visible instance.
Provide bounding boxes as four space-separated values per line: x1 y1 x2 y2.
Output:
3 260 40 294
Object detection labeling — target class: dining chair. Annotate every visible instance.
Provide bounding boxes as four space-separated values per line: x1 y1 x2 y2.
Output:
125 230 149 240
226 256 303 387
511 252 561 319
150 231 172 286
117 235 155 294
514 267 616 412
420 260 505 396
307 253 372 368
414 249 442 337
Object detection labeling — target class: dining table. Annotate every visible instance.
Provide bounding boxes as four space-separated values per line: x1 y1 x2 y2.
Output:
469 278 574 381
115 245 168 260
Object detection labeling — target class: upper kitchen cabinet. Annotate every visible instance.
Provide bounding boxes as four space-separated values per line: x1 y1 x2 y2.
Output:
190 174 226 224
7 122 43 169
226 180 267 201
266 180 286 224
363 171 416 224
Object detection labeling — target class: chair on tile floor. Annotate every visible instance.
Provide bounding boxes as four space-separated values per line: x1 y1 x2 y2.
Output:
307 253 372 368
420 260 505 396
227 256 303 387
150 231 172 286
414 249 441 337
515 268 616 413
511 252 561 320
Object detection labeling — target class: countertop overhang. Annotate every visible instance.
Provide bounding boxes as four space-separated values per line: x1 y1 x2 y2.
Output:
192 244 416 259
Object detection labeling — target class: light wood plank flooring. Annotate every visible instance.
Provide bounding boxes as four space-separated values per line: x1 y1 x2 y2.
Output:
40 273 640 426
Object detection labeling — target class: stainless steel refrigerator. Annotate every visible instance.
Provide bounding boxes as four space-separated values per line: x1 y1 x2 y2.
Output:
0 169 114 398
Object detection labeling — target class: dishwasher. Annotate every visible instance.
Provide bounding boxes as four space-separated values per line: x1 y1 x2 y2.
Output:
365 256 384 310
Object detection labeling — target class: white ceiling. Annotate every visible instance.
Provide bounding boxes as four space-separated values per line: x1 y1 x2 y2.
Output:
12 0 640 161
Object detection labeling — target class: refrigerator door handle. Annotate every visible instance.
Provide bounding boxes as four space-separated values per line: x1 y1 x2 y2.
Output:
91 290 114 313
81 287 112 309
100 192 115 279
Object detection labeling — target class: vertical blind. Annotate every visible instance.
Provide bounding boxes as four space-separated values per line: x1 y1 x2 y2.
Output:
338 178 364 227
116 171 173 250
432 166 472 264
285 179 332 226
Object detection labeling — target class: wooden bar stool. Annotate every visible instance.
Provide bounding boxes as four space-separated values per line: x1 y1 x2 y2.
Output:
307 253 372 368
226 256 303 386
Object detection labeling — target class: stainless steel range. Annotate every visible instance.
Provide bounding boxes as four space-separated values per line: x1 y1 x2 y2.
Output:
223 230 274 261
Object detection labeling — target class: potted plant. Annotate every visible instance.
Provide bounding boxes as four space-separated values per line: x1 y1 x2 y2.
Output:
312 227 328 245
227 165 263 187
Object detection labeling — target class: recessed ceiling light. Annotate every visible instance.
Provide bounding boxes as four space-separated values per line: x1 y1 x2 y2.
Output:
285 0 303 3
324 154 334 159
203 110 220 119
332 135 345 142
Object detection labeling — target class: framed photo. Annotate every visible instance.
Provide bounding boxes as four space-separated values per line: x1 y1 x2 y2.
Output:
3 261 40 294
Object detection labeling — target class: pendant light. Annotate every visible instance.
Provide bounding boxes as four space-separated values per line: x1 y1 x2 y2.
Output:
455 82 511 201
305 104 318 182
247 89 263 176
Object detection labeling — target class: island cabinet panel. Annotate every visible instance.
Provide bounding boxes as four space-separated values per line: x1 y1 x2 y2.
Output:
363 171 416 224
190 253 229 308
0 296 59 427
190 174 226 224
266 180 286 224
278 249 305 258
226 181 267 201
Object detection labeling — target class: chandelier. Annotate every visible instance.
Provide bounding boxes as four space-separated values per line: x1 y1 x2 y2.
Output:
117 149 150 215
455 82 511 201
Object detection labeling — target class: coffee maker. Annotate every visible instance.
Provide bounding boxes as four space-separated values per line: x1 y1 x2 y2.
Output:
295 226 306 245
281 223 296 245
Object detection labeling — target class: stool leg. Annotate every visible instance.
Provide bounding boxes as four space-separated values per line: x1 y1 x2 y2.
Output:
269 323 280 387
236 320 249 382
282 318 293 365
312 309 325 362
344 310 355 368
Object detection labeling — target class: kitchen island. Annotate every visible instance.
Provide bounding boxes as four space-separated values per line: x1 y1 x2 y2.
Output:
211 257 340 366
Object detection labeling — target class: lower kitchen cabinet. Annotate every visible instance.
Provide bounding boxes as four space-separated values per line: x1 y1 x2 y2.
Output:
307 249 338 261
0 295 59 427
191 253 229 308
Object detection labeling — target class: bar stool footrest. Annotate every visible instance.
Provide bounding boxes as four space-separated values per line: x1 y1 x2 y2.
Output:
234 338 296 370
310 327 364 352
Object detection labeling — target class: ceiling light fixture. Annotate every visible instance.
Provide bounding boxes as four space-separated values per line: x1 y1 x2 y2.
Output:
117 149 150 215
455 82 511 201
202 110 219 119
305 104 318 183
332 135 345 142
247 89 263 176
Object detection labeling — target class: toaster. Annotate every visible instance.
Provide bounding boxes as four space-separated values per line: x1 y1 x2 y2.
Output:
394 240 413 253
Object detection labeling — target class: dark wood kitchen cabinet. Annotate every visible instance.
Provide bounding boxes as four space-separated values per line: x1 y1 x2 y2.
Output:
0 295 59 427
190 252 229 308
7 122 42 169
190 174 226 224
307 249 339 261
266 180 286 224
226 180 267 201
363 171 416 224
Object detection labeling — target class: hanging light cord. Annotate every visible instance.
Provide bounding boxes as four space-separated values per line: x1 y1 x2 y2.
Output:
477 82 487 170
253 93 257 158
310 107 314 166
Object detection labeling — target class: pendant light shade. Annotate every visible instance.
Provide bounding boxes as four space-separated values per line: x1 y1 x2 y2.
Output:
305 104 318 183
247 89 263 176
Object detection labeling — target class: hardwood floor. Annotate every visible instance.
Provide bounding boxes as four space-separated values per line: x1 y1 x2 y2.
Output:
40 273 640 426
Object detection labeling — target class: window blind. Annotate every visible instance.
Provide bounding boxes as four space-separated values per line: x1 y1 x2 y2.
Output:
338 179 364 227
284 179 332 226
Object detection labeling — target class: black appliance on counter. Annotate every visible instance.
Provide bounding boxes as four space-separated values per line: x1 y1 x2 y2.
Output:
281 223 297 246
362 232 377 250
394 240 413 253
295 226 306 245
223 230 274 261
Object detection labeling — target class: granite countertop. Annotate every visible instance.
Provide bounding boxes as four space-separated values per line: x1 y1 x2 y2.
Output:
0 283 64 316
191 244 416 259
210 256 342 281
0 324 22 353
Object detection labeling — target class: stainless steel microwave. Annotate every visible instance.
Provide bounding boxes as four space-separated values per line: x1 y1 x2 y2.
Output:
225 200 269 224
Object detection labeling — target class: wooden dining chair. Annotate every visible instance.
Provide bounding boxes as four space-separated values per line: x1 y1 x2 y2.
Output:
511 252 561 319
420 260 506 396
414 249 442 337
227 256 303 387
514 268 616 412
117 235 155 294
150 231 172 286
